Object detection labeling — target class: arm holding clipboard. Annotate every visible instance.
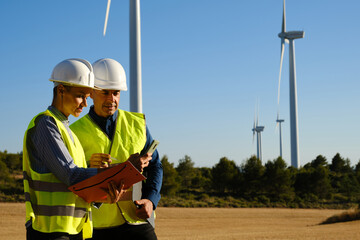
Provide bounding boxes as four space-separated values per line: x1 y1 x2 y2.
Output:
69 140 159 203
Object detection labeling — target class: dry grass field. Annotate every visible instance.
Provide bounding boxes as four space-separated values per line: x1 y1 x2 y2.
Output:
1 203 359 240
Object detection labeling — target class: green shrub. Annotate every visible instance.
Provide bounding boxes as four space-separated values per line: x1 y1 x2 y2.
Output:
0 160 10 181
321 208 360 224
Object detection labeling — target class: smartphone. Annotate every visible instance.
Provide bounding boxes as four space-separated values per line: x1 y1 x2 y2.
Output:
144 140 159 155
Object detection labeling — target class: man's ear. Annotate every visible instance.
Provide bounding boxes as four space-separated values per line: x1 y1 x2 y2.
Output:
90 90 94 99
57 84 65 95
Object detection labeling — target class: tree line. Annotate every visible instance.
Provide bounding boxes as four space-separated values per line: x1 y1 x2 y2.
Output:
160 153 360 208
1 150 360 208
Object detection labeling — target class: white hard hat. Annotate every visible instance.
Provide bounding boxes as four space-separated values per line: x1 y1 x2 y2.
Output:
92 58 127 91
49 58 94 88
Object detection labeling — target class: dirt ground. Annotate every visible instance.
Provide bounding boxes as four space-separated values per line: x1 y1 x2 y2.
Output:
1 203 359 240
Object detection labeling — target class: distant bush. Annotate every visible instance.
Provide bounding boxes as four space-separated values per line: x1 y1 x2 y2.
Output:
0 178 24 202
0 160 10 181
320 208 360 224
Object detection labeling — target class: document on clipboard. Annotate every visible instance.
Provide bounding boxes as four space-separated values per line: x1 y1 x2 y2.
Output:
68 161 146 203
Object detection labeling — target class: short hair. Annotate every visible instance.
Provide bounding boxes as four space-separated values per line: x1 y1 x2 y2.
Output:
52 84 72 101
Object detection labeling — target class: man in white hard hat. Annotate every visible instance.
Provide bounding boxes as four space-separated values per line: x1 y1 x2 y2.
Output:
70 58 162 240
23 58 127 240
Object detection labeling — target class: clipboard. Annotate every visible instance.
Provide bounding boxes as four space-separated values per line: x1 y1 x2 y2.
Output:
68 161 146 203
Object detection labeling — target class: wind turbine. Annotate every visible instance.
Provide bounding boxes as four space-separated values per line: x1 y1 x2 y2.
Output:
252 106 265 162
102 0 153 226
103 0 143 113
277 0 304 168
276 114 285 158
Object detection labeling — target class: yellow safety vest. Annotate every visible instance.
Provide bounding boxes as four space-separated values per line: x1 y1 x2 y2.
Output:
70 109 147 228
23 110 92 238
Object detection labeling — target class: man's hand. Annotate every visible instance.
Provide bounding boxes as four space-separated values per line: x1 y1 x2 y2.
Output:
134 199 153 219
101 181 125 204
127 153 152 172
89 153 112 168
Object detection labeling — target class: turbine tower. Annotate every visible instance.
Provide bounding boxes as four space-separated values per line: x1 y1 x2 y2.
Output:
277 0 304 168
276 114 285 158
102 0 152 226
129 0 143 113
103 0 143 113
252 109 265 162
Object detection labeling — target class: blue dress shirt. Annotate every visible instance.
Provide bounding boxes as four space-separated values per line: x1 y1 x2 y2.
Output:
27 106 98 186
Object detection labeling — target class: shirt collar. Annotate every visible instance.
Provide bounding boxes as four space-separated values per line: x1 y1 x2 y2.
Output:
48 106 69 125
88 105 118 123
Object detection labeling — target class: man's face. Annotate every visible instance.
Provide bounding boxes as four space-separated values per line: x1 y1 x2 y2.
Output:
91 89 120 117
61 86 91 117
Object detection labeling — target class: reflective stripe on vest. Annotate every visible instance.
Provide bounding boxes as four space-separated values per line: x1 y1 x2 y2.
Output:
23 110 92 237
70 109 147 228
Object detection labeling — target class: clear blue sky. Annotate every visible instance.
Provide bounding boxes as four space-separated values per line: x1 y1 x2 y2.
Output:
0 0 359 168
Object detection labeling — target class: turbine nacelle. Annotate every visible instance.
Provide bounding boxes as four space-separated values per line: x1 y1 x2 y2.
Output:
278 31 305 40
255 126 265 132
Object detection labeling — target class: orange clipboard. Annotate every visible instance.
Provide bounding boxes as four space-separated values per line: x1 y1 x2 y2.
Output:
68 161 146 203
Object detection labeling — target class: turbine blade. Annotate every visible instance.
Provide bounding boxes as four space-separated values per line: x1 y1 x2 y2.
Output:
252 103 256 144
256 100 259 127
277 38 285 105
253 102 257 128
103 0 111 36
282 0 286 33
